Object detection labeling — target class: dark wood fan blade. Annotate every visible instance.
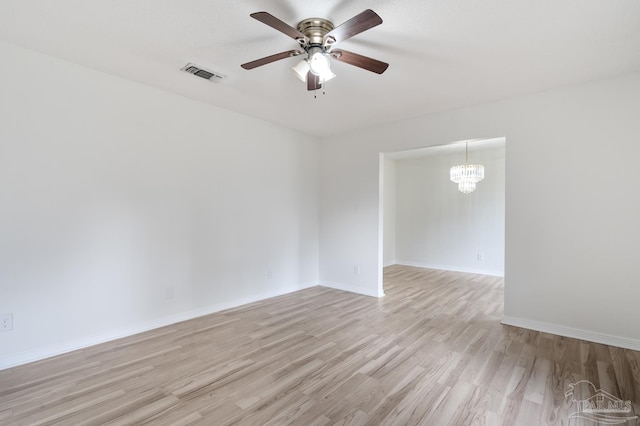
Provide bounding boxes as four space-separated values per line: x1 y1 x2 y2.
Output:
250 12 308 42
331 49 389 74
325 9 382 44
241 50 302 70
307 71 321 91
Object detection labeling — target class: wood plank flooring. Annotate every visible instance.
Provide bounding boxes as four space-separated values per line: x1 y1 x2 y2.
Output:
1 265 639 425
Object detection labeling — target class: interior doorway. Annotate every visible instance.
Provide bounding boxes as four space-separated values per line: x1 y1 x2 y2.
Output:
378 138 506 295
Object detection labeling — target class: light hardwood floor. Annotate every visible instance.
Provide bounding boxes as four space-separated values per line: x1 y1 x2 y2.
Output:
1 265 639 425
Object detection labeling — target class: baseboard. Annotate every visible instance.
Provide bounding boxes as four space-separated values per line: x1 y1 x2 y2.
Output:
0 282 318 371
395 260 504 277
501 315 640 351
320 281 381 298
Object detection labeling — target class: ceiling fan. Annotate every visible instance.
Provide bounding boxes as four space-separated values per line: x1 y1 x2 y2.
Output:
241 9 389 91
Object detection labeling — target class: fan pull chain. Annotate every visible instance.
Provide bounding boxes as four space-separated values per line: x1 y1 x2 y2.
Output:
313 81 327 99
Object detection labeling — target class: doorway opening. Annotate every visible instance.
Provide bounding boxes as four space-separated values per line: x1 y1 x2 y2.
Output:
378 137 506 295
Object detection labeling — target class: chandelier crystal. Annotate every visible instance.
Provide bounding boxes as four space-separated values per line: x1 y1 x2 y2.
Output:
450 143 484 194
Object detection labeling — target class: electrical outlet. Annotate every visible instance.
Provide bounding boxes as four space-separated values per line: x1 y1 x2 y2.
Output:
0 313 13 332
354 265 361 275
267 269 273 280
477 253 485 262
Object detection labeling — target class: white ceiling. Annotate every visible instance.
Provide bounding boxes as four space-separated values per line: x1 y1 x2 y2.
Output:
1 1 639 138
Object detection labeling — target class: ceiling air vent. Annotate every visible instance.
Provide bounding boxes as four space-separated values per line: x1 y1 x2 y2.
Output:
181 63 226 83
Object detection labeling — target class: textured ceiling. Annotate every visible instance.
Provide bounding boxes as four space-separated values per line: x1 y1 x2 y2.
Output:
1 1 639 138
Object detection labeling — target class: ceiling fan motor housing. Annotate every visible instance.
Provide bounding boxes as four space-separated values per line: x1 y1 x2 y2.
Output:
296 18 335 49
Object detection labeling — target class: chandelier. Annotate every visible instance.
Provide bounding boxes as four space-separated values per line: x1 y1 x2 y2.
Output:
450 142 484 194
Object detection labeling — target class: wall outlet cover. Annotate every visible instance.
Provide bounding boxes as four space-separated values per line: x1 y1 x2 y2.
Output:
0 313 13 332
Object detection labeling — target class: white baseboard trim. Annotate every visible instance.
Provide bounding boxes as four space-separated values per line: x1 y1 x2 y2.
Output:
0 282 317 371
394 260 504 277
501 315 640 351
319 281 381 298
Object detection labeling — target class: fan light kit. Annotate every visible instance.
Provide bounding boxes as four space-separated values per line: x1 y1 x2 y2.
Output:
241 10 389 93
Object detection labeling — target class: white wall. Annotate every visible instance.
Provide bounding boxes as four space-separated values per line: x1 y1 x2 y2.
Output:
0 41 320 369
393 143 505 276
382 157 396 267
319 72 640 349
